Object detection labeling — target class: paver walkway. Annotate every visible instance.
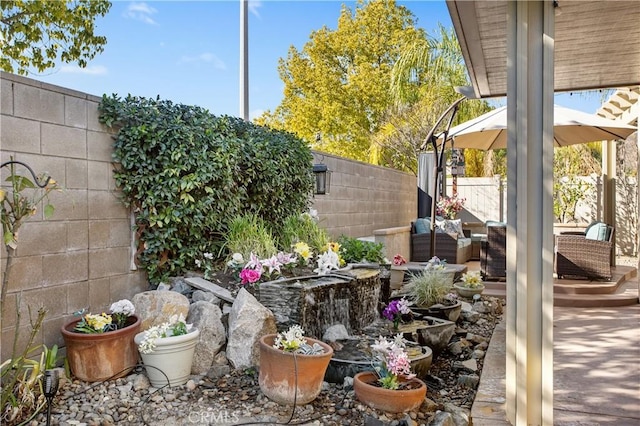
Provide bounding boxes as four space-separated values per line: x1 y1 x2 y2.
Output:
472 293 640 425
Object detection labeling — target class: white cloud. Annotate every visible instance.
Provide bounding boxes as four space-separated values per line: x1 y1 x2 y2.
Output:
124 2 158 25
179 53 226 70
248 0 262 18
59 65 108 75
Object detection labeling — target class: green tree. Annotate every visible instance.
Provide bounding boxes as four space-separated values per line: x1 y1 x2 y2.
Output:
0 0 111 75
256 0 425 163
375 24 492 174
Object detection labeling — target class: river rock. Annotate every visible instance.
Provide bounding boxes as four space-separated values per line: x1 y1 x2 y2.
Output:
191 290 221 305
188 301 226 374
226 288 277 368
132 291 190 330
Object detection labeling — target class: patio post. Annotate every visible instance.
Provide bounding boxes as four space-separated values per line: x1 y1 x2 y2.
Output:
506 1 555 425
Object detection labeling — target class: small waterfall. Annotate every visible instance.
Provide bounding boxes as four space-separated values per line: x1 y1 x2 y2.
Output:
258 268 381 339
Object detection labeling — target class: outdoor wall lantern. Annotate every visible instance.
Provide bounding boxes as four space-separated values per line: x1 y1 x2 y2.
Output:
313 163 331 195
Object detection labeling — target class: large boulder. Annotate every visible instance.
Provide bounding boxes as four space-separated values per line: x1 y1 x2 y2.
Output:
226 289 276 369
132 291 190 331
187 301 226 374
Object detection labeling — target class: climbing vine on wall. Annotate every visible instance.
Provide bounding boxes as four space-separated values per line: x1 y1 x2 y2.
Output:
98 94 314 284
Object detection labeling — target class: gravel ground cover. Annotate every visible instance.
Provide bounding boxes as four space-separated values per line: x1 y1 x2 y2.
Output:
36 294 505 426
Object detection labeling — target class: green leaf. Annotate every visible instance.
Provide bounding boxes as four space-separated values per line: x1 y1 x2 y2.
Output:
43 204 55 219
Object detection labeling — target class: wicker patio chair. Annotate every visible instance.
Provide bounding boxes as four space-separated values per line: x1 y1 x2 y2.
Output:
410 222 471 264
480 223 507 280
554 225 614 280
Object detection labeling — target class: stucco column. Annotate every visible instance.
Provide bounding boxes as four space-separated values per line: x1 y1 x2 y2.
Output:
602 140 616 265
506 1 555 425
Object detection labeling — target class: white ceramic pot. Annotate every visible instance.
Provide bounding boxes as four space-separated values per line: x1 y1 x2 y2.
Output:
134 328 200 387
453 283 485 298
389 269 405 290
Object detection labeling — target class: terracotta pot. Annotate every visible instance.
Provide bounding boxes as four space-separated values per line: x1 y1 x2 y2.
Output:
61 314 141 382
353 371 426 413
258 334 334 405
454 283 485 298
134 328 200 387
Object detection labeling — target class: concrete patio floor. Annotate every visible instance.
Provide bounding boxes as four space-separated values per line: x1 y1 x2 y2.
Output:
471 283 640 425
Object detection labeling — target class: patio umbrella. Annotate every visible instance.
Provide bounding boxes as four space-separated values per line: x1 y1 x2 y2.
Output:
441 104 637 150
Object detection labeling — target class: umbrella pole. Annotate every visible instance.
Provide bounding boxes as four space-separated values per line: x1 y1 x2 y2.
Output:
425 98 466 257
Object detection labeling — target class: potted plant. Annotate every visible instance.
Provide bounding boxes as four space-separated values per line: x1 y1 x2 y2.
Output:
382 297 413 331
337 235 385 265
61 299 141 382
258 325 334 405
454 271 485 298
134 314 199 387
353 335 427 413
389 254 407 290
436 195 466 220
403 257 461 322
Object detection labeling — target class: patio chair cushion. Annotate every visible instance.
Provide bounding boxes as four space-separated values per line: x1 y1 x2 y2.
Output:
486 220 506 227
414 218 430 234
436 218 466 238
585 221 609 241
458 237 472 249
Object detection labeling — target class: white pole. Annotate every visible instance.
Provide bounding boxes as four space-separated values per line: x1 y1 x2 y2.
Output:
239 0 249 120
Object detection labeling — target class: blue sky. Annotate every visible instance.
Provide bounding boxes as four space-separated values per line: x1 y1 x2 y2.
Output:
28 1 607 120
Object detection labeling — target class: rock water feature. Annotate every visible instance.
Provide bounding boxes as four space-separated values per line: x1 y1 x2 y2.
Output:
258 268 381 338
324 337 433 384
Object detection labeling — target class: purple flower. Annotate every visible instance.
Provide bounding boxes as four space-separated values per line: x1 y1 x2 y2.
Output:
383 300 400 321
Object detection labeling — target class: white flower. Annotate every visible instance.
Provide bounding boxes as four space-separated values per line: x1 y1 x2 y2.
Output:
460 271 482 288
314 249 340 275
261 255 283 275
137 313 192 354
425 256 446 271
273 325 307 351
276 251 297 265
226 252 245 269
204 252 214 260
110 299 135 316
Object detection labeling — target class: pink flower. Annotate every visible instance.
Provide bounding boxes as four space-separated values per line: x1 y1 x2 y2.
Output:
240 268 261 284
393 254 406 266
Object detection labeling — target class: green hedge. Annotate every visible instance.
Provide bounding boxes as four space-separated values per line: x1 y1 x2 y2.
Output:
99 94 314 284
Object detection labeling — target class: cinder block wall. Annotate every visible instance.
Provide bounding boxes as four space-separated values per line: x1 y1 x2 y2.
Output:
0 72 148 360
0 72 418 359
311 152 417 239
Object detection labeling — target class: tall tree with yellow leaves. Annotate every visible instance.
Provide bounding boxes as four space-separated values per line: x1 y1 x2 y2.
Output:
256 0 425 162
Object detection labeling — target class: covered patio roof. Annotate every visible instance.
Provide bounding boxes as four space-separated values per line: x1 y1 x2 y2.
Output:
447 1 640 98
445 2 639 425
598 86 639 126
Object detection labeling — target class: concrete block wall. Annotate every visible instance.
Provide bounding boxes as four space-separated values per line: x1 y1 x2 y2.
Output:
310 152 417 240
0 72 148 360
0 72 419 360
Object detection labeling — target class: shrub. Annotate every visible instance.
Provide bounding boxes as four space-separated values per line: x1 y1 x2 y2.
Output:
98 94 314 284
337 235 385 264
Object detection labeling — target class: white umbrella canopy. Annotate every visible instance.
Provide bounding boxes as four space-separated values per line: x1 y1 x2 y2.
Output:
441 104 637 150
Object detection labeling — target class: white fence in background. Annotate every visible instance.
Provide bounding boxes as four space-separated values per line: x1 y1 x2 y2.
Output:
446 176 638 256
